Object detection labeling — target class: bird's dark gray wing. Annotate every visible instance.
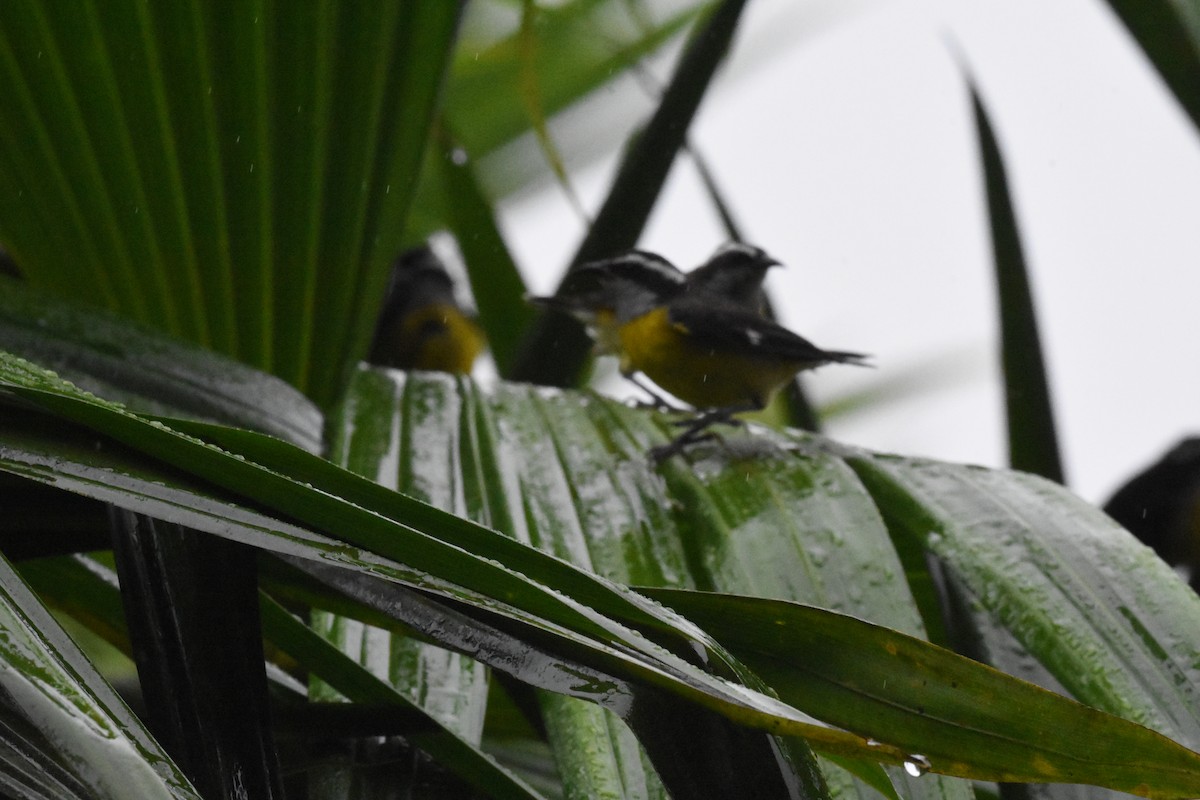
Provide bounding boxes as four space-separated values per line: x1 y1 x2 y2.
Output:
667 301 868 365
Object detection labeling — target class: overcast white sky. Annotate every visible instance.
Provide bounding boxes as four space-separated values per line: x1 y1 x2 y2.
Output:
493 0 1200 504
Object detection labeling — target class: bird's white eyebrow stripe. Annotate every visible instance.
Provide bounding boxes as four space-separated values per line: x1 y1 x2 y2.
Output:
627 253 685 281
711 242 763 259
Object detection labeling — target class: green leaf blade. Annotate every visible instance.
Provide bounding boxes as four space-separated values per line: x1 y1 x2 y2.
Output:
647 589 1200 798
850 453 1200 750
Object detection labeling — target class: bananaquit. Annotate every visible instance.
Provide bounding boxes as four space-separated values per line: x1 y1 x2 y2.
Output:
681 241 780 313
617 284 867 460
530 243 783 408
529 250 684 359
544 245 868 460
368 245 484 374
529 250 686 406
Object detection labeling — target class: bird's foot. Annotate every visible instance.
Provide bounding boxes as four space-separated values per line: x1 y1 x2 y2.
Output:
649 406 752 463
670 408 743 430
648 430 720 464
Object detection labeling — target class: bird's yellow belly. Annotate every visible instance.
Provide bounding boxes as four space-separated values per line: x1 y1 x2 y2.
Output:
618 308 798 409
401 304 484 373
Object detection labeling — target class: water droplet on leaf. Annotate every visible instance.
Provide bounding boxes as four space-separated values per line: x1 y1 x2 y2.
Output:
903 754 931 777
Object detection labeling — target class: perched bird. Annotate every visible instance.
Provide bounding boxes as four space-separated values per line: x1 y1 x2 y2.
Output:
533 244 867 460
530 250 685 359
529 250 685 406
530 243 784 408
368 245 484 374
1104 437 1200 592
682 241 780 313
616 282 867 460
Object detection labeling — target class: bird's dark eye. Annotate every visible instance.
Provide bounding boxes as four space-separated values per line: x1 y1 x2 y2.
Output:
417 318 447 339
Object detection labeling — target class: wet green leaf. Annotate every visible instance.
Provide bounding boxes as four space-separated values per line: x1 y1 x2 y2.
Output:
6 355 1200 797
0 551 198 799
0 275 322 452
645 588 1200 797
850 453 1200 751
0 353 890 764
432 130 538 377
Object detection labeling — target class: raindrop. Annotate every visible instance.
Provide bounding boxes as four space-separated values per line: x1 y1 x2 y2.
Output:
903 754 931 777
450 147 468 166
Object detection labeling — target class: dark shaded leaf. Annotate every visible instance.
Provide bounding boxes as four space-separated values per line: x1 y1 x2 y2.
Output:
6 356 1200 796
0 355 893 764
260 594 547 800
1103 0 1200 135
110 511 282 799
433 130 538 376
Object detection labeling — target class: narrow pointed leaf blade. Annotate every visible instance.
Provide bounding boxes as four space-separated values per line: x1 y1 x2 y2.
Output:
446 0 707 157
432 136 537 377
972 86 1063 483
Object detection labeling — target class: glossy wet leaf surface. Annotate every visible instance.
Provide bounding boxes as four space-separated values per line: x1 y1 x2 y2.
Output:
0 275 322 452
3 356 1200 797
0 552 198 799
